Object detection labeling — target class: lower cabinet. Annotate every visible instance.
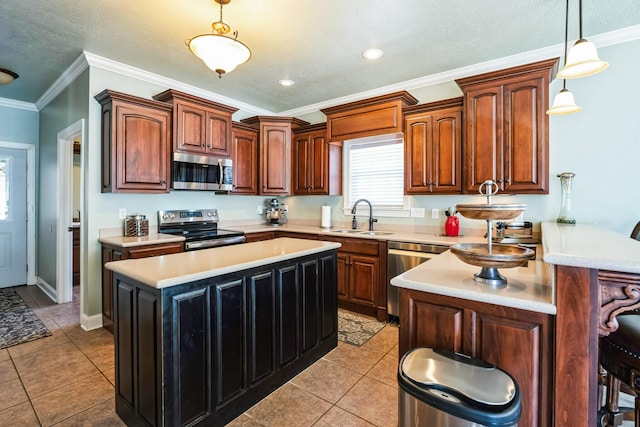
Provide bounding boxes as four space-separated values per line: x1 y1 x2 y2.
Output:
399 289 554 427
113 251 338 427
323 236 386 321
101 241 183 333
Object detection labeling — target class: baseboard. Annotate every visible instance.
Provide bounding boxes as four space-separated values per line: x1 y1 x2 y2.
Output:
35 278 57 303
81 313 103 331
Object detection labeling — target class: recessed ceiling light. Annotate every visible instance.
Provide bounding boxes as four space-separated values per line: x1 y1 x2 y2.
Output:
279 79 295 87
362 48 383 60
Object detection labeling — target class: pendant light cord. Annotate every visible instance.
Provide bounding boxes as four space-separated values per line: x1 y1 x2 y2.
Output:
562 0 569 89
578 0 583 39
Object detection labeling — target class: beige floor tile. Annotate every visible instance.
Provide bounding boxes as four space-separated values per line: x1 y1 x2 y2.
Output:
7 330 72 359
21 355 100 399
365 353 399 389
388 342 399 358
31 373 114 426
362 325 399 354
337 376 398 427
0 359 18 383
226 413 266 426
0 401 40 427
102 368 115 386
84 344 115 372
291 358 362 403
246 383 331 426
12 340 85 376
323 342 385 375
0 349 9 363
53 398 125 427
0 378 29 412
313 405 376 427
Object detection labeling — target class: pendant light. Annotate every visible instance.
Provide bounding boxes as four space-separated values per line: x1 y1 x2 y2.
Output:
548 0 581 115
186 0 251 78
557 0 608 79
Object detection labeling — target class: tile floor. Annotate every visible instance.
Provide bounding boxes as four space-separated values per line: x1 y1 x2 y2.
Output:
0 285 400 426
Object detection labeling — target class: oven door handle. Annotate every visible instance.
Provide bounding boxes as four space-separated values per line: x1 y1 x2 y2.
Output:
218 159 223 190
185 235 246 250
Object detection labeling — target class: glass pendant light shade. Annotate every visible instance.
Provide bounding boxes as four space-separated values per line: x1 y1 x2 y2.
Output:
187 34 251 78
547 88 581 115
557 38 609 79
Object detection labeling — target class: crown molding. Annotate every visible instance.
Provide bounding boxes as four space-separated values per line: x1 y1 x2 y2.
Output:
35 53 89 111
280 25 640 117
83 52 273 116
0 97 38 112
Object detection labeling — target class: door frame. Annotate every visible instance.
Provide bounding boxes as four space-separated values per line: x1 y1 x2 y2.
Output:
0 141 36 286
56 119 84 304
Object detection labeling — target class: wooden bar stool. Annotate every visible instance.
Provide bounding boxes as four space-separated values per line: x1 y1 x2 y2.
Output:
598 222 640 426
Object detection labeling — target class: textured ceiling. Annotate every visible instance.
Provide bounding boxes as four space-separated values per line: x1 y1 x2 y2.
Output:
0 0 638 113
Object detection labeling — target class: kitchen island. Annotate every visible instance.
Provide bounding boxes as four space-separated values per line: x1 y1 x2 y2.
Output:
392 222 640 427
105 238 340 427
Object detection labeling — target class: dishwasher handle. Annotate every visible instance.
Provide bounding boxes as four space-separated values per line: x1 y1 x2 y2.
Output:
388 248 441 260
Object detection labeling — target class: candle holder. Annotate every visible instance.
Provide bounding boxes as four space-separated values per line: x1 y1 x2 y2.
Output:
556 172 576 224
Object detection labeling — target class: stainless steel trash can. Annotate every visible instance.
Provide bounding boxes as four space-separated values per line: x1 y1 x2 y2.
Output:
398 348 521 427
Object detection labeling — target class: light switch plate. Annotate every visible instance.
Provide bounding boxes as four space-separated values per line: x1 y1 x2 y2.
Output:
411 208 425 218
431 208 439 219
119 208 127 219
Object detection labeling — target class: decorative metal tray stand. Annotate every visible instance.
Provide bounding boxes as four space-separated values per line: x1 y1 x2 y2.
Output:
450 181 535 287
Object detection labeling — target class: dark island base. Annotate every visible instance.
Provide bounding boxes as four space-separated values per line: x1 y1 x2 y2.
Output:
116 337 336 427
112 250 338 427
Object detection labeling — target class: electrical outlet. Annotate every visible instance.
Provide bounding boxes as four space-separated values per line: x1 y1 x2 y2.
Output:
282 205 288 213
411 208 425 218
257 205 264 215
119 208 127 219
431 208 439 219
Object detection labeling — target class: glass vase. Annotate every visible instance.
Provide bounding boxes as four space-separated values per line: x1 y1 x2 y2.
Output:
557 172 576 224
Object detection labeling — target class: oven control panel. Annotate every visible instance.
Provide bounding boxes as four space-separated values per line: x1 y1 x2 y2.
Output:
158 209 219 225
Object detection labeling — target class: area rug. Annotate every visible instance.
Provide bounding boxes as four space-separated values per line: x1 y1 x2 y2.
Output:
338 309 386 347
0 287 51 349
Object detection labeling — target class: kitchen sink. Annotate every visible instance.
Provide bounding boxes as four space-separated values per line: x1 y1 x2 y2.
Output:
329 229 364 234
361 231 393 236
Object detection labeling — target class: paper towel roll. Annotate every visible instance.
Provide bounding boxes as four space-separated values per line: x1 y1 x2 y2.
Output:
321 205 332 228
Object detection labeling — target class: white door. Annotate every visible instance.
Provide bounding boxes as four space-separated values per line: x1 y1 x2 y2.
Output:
0 147 27 288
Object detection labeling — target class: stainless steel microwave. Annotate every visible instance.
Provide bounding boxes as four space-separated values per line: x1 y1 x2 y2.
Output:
171 152 233 191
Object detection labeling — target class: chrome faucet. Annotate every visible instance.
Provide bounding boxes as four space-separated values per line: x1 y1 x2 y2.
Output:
351 199 377 231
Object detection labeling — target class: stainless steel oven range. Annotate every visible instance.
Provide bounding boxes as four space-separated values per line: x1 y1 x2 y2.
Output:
158 209 245 251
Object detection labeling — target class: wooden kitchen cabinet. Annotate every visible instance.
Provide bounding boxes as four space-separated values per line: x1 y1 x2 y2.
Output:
322 235 387 321
403 98 463 194
153 89 238 158
95 90 172 193
293 124 341 196
456 58 558 194
399 289 554 427
241 116 309 196
101 241 183 333
231 122 259 194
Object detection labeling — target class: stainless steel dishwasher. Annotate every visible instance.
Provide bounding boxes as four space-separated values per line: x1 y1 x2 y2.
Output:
387 241 449 321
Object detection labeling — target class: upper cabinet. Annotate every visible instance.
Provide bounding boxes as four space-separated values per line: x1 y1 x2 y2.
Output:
456 58 559 194
231 122 259 195
95 90 173 193
403 98 463 194
241 116 309 196
321 91 418 143
153 89 238 158
293 123 341 196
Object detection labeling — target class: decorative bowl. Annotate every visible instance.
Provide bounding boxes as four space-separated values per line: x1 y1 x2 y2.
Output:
455 204 527 220
450 243 535 268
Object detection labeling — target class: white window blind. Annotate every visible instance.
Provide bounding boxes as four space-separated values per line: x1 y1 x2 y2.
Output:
344 134 408 216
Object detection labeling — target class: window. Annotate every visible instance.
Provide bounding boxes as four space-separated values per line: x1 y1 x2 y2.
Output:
343 133 409 217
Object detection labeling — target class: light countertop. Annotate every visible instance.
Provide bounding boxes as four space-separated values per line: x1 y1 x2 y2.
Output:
98 233 185 248
105 237 340 289
391 250 555 314
542 222 640 274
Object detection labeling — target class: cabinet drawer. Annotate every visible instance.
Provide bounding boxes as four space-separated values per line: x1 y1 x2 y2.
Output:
321 236 379 256
127 242 183 259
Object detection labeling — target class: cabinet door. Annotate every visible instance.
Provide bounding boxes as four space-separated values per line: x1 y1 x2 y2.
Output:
293 134 311 194
308 132 328 194
348 254 378 308
276 264 299 368
502 76 548 193
175 101 207 154
232 127 258 194
319 254 338 341
463 85 504 193
300 259 320 353
206 110 232 157
398 289 464 355
336 252 349 301
404 113 433 194
114 103 171 192
260 124 291 195
432 109 462 193
102 247 122 333
472 310 552 427
248 270 276 385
